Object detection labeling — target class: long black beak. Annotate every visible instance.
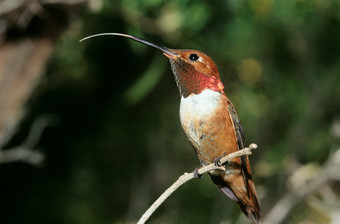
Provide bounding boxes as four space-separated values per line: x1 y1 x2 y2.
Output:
80 33 177 58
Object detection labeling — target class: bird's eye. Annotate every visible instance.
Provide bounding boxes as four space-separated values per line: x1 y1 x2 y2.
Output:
189 53 199 61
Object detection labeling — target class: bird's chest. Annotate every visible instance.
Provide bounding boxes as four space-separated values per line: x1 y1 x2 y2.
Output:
179 89 221 147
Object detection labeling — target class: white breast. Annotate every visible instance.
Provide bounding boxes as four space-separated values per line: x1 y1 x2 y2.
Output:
179 89 221 146
180 89 221 120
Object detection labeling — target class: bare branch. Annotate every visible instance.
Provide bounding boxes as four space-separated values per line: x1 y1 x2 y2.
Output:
0 115 56 166
262 148 340 224
136 143 257 224
0 146 44 165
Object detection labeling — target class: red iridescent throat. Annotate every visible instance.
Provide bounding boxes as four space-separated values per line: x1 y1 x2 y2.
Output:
170 58 224 98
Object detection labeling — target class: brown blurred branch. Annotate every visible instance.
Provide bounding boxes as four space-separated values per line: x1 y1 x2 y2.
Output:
137 143 258 224
263 148 340 224
0 38 53 148
0 0 87 164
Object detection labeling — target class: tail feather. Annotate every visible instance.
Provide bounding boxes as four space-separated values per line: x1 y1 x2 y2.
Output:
209 172 262 224
237 200 262 224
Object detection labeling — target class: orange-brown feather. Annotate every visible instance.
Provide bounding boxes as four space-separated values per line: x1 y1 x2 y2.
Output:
180 92 261 223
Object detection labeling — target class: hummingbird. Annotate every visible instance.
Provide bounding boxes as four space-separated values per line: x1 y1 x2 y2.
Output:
81 33 262 223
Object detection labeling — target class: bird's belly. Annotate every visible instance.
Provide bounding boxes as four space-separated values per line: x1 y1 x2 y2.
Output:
179 89 221 155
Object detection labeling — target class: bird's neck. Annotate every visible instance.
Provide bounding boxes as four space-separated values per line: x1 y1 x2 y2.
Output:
169 59 224 98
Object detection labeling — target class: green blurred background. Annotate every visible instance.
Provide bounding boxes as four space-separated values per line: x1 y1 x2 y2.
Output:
2 0 340 223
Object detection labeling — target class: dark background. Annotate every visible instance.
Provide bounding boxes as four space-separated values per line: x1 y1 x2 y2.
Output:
1 0 340 223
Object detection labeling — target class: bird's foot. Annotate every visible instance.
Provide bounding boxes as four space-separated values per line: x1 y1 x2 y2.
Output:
214 154 226 166
193 168 203 179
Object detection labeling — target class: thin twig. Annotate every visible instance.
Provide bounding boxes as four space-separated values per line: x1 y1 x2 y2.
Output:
0 115 56 165
0 146 44 165
136 143 257 224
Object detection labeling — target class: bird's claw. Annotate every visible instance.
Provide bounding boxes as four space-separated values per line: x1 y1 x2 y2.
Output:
214 155 223 166
193 168 203 179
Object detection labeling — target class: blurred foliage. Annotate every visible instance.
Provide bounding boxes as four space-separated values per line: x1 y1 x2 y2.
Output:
1 0 340 223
